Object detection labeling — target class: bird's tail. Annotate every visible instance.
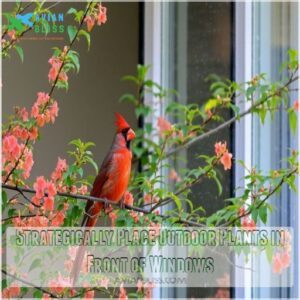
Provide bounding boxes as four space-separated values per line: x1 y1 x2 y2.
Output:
70 202 103 286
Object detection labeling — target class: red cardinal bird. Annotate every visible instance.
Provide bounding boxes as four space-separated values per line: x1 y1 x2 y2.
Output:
71 113 135 284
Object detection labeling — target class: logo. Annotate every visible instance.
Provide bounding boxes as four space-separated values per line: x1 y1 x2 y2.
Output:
16 13 34 27
7 12 65 35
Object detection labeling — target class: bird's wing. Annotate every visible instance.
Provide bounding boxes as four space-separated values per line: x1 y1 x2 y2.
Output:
90 151 114 197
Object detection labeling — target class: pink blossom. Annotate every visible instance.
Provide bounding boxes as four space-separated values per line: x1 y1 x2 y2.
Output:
36 114 46 127
118 283 128 300
238 206 245 217
2 282 21 298
83 290 94 299
144 282 155 300
97 5 107 25
51 157 67 181
47 181 57 197
169 168 181 182
157 116 173 137
100 277 109 289
109 211 117 226
44 197 54 212
130 211 139 223
220 152 232 170
33 176 47 199
144 194 151 204
42 294 51 299
85 16 95 32
281 251 291 269
18 107 29 121
293 100 300 112
136 279 143 292
214 142 227 156
241 217 256 230
12 126 29 141
48 67 57 82
149 222 161 238
48 272 71 295
272 252 283 273
31 104 39 118
3 135 21 158
78 185 88 195
213 288 230 299
124 191 134 206
37 92 50 105
71 185 77 194
22 148 34 179
7 30 16 40
48 57 66 83
29 127 39 141
51 211 65 226
58 71 68 83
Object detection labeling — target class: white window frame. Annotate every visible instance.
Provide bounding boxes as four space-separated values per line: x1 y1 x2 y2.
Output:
144 1 300 298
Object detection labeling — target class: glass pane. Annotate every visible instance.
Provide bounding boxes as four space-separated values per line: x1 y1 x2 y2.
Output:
252 1 298 298
161 2 233 298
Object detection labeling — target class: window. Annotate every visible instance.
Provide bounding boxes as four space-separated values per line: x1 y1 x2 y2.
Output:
145 1 299 298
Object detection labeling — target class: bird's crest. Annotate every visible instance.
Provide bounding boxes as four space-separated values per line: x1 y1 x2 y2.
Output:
115 113 130 132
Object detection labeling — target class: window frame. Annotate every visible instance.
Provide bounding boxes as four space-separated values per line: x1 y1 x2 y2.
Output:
144 1 300 298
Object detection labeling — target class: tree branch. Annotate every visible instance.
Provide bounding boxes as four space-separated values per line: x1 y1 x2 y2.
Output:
2 183 206 227
223 167 298 226
2 269 58 298
165 72 298 158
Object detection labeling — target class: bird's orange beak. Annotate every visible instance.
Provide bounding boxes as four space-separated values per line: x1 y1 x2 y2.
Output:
127 128 135 141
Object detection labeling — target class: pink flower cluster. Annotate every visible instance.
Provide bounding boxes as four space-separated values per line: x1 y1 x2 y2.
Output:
32 176 57 210
238 207 256 230
48 272 72 295
124 191 134 206
2 134 34 181
51 158 68 182
48 56 68 83
31 92 58 127
119 283 128 300
293 99 300 112
272 230 292 274
169 168 181 182
136 281 155 299
214 141 232 170
2 282 21 298
272 251 291 274
84 4 107 32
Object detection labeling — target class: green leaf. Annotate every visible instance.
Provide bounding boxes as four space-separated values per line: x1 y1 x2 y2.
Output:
29 258 42 272
33 289 43 298
78 29 91 50
14 45 24 62
68 51 80 73
265 241 273 264
135 105 151 118
204 99 219 111
171 195 182 211
67 7 77 15
119 93 137 105
67 25 77 43
259 206 267 224
289 109 297 134
2 191 8 210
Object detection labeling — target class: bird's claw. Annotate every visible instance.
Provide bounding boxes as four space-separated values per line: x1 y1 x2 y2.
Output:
120 198 125 209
